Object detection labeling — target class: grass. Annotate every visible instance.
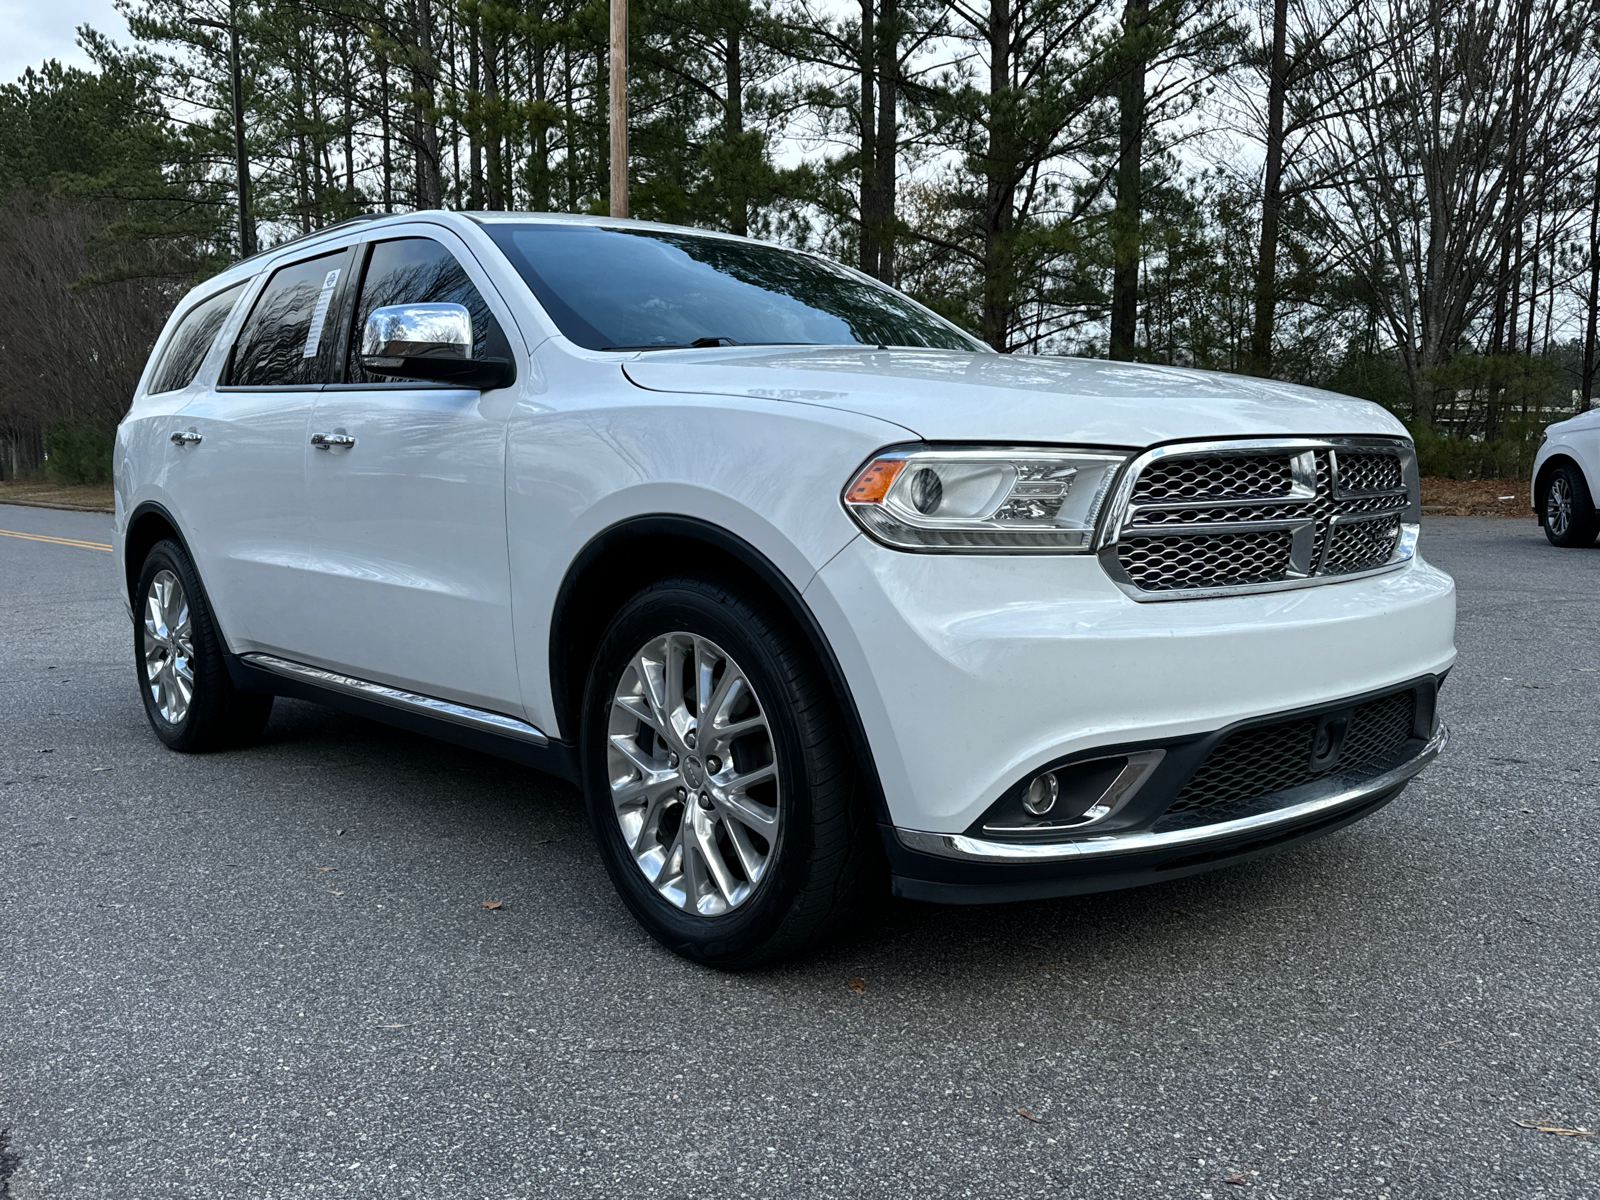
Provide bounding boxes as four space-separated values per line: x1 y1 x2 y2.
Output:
0 478 115 513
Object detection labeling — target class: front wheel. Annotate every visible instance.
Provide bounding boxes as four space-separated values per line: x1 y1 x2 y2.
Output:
1542 463 1599 547
580 574 875 969
134 539 274 751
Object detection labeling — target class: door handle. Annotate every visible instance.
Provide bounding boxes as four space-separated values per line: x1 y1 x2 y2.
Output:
310 432 356 449
169 430 202 446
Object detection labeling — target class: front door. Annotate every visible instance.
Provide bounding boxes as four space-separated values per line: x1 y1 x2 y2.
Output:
298 232 523 715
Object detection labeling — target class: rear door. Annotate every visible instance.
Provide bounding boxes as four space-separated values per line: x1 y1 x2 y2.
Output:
298 230 523 714
162 246 355 655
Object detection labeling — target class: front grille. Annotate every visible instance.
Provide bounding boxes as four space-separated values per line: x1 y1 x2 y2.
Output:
1324 515 1402 574
1335 451 1403 494
1131 454 1293 501
1107 440 1412 597
1118 529 1292 592
1156 690 1417 829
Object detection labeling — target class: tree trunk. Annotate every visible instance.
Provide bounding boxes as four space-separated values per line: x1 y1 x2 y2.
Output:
978 0 1012 350
468 9 484 209
859 0 878 276
1583 145 1600 408
1249 0 1288 376
533 23 550 211
726 26 745 235
1110 0 1148 362
874 0 898 283
379 51 393 212
412 0 444 209
484 16 505 210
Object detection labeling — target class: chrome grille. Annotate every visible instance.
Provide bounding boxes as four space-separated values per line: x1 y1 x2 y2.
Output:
1335 451 1403 494
1102 438 1414 599
1156 689 1418 829
1118 530 1292 592
1324 515 1403 574
1131 454 1293 501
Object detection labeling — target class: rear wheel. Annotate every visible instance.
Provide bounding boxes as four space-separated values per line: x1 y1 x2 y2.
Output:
134 539 274 751
581 574 874 969
1542 463 1599 547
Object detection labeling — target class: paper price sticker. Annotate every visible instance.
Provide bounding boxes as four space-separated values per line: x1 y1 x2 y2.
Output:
302 268 342 359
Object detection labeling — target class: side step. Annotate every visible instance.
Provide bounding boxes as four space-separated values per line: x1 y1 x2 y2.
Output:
240 653 549 746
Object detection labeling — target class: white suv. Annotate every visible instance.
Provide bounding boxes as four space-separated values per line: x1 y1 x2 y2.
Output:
115 212 1456 967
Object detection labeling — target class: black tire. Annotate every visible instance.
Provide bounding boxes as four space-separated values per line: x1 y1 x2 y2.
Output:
133 538 274 751
580 574 877 969
1541 463 1599 547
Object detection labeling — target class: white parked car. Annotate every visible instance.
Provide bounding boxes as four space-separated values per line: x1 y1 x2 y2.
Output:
1531 413 1600 546
115 212 1456 967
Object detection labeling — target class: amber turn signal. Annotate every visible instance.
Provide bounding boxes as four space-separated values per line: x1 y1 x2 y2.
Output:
844 458 906 504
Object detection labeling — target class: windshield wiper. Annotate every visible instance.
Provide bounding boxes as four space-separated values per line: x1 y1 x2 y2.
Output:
601 338 822 352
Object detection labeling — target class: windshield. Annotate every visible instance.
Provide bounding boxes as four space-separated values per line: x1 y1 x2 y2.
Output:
482 223 984 353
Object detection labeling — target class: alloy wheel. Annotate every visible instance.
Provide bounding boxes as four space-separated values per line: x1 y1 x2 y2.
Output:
606 631 780 916
142 569 195 724
1548 475 1572 537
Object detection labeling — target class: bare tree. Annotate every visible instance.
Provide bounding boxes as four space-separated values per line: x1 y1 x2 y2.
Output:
1308 0 1600 426
0 194 179 470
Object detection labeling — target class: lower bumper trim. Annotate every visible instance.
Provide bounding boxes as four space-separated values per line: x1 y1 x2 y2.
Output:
897 725 1446 864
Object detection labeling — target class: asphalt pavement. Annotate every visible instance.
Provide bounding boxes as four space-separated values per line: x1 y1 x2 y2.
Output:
1 503 1595 1199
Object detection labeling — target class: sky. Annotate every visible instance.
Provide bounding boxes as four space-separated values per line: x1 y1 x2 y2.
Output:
0 0 126 85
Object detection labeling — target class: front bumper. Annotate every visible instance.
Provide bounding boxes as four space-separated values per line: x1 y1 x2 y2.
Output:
803 534 1457 834
888 723 1445 903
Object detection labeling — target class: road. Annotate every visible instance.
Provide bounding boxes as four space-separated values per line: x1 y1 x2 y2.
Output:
1 504 1595 1199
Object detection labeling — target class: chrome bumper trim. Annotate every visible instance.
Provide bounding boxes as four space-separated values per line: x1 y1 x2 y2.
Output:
241 653 549 746
898 725 1447 863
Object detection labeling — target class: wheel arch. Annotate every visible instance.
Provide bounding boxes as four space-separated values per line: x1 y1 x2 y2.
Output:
123 501 192 604
549 515 890 824
1533 453 1587 526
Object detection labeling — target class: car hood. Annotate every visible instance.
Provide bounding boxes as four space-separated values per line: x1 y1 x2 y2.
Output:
622 346 1409 446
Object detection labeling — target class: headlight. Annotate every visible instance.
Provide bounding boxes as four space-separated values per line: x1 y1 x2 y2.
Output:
842 445 1130 552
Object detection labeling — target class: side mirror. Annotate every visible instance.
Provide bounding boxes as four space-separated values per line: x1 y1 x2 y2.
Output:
358 303 514 389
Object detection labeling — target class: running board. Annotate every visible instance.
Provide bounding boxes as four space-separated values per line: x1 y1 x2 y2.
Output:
240 653 549 746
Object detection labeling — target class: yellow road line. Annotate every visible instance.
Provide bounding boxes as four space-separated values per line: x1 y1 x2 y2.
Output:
0 528 113 553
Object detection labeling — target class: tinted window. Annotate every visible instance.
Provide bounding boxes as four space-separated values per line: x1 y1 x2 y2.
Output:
148 283 246 394
228 251 347 386
483 224 981 352
348 238 502 384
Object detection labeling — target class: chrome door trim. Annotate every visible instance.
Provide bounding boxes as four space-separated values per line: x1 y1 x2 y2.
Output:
241 652 548 745
898 726 1446 863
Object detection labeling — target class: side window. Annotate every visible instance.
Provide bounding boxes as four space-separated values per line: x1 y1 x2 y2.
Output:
227 250 348 387
148 282 247 394
348 237 504 384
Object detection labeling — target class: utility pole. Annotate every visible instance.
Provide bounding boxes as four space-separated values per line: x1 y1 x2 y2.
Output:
609 0 628 218
191 8 256 258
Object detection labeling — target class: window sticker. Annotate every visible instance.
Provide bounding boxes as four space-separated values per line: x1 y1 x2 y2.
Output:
301 268 342 359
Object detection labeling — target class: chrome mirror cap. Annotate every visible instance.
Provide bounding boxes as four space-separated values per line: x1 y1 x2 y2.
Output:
355 303 514 390
360 302 473 364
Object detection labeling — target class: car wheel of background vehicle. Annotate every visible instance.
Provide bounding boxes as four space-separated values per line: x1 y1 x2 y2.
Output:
1541 463 1599 547
134 539 274 751
581 573 876 969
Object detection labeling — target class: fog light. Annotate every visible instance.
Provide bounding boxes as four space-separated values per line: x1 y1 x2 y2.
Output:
1021 771 1058 816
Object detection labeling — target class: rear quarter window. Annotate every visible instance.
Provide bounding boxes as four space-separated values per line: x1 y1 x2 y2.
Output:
148 282 247 394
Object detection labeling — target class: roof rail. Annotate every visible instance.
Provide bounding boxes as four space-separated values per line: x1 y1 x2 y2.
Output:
229 212 389 269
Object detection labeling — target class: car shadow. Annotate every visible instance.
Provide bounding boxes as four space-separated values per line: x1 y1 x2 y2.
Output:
237 693 1414 1000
